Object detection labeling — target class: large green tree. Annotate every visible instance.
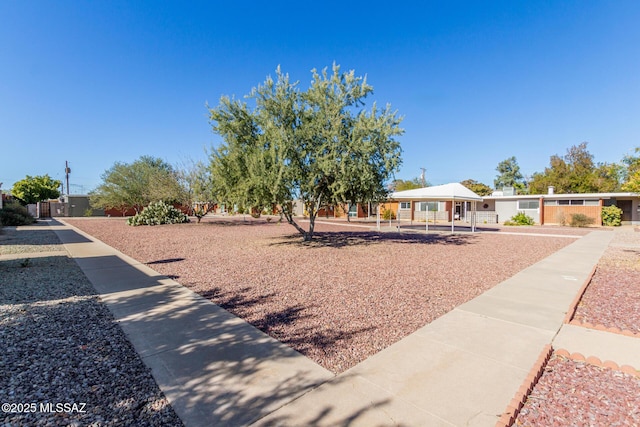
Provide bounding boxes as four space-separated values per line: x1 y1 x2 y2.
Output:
494 156 526 192
11 175 61 204
529 142 621 194
208 64 403 241
621 147 640 192
460 179 492 196
90 156 184 215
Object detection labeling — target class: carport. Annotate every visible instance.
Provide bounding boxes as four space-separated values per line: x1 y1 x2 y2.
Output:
388 182 484 233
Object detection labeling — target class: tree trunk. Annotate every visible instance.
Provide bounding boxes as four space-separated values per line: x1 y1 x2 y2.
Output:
304 214 316 241
281 207 308 237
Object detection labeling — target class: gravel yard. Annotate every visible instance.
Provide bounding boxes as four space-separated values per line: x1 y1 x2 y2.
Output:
0 224 183 426
516 353 640 426
573 227 640 334
65 216 576 373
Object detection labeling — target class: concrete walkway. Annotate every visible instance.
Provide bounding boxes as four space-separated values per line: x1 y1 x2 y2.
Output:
49 219 636 426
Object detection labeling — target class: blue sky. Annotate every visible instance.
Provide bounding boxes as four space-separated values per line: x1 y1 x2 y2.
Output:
1 1 639 193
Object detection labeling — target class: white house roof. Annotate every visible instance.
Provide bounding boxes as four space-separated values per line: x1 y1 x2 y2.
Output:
391 182 484 202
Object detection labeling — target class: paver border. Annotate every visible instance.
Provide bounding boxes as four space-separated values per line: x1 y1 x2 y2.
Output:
496 346 640 427
496 344 553 427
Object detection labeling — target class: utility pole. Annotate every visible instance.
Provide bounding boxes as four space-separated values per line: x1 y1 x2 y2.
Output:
65 161 71 196
420 168 426 187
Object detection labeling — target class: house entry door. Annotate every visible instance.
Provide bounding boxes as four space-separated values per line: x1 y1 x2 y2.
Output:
617 200 632 221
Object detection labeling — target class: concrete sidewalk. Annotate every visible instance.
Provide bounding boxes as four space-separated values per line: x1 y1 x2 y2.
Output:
50 219 629 426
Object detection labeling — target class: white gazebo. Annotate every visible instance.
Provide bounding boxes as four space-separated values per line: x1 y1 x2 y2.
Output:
388 182 484 232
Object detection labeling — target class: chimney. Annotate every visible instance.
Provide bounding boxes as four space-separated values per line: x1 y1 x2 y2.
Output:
548 186 555 195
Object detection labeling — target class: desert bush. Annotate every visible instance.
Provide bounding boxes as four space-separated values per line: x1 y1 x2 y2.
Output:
127 201 189 226
0 201 35 226
382 208 396 220
569 213 595 227
601 205 622 227
555 210 567 226
504 211 535 226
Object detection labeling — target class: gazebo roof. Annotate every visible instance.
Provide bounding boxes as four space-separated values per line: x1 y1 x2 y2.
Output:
391 182 483 202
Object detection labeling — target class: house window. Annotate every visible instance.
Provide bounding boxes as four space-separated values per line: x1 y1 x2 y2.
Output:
518 200 539 210
415 202 439 211
400 202 411 210
547 199 598 206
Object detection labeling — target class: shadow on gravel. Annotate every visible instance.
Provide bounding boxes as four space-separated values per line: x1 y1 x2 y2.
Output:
270 230 476 249
0 227 68 247
196 286 378 373
200 286 278 312
196 217 281 227
146 257 186 265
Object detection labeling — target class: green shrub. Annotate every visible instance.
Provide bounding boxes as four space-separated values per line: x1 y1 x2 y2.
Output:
569 213 595 227
382 208 396 220
504 211 535 226
601 205 622 227
0 201 35 226
127 201 189 226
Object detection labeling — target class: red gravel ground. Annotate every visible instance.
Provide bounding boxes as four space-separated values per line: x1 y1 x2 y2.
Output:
516 354 640 426
65 216 575 373
573 229 640 334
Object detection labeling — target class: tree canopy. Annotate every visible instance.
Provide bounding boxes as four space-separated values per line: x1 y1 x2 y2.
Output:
11 175 61 204
392 177 425 191
208 64 403 240
494 156 526 192
90 156 184 214
176 158 217 221
460 179 492 196
621 147 640 193
528 143 621 194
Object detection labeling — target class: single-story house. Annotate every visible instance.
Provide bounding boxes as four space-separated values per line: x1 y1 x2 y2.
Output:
483 187 640 226
383 184 640 226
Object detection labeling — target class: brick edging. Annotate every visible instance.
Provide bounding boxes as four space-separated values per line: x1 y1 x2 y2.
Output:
495 344 553 427
496 346 640 426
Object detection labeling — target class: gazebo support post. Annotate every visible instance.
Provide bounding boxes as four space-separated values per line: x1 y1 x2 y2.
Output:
451 198 455 234
426 204 429 232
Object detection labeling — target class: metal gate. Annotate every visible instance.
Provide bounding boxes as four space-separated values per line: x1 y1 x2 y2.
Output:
37 202 51 218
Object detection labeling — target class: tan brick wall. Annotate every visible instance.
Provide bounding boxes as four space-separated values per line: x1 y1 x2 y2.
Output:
543 205 602 226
